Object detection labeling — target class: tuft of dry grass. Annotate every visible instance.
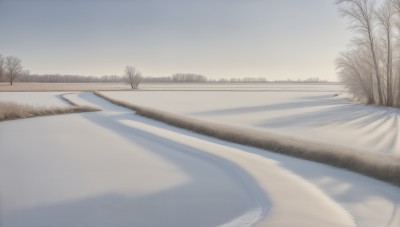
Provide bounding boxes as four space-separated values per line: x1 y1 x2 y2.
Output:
0 101 99 121
95 91 400 187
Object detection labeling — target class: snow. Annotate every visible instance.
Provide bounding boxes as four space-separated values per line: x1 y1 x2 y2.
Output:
102 89 400 156
0 92 69 107
0 93 262 227
1 91 399 227
137 83 345 92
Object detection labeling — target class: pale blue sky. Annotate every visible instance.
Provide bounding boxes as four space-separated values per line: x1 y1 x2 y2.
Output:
0 0 351 80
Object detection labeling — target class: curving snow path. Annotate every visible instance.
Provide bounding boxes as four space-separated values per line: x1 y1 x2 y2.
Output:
0 92 399 227
102 91 400 156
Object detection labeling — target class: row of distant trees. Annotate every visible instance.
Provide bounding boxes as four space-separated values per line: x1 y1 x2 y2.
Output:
19 74 124 83
1 54 327 90
208 77 326 83
142 76 326 83
122 70 326 88
336 0 400 107
171 73 207 83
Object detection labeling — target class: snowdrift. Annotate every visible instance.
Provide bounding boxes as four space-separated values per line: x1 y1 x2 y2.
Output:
95 91 400 186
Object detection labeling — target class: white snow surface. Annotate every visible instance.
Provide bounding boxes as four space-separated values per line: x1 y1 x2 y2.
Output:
102 90 400 156
137 83 344 92
0 91 399 227
0 92 69 107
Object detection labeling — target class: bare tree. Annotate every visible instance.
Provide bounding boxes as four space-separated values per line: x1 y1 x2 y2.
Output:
124 66 142 89
0 55 4 82
377 0 395 106
336 0 384 105
4 56 23 86
392 0 400 106
337 48 376 103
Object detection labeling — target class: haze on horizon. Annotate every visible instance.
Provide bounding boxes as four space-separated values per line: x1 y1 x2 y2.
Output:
0 0 351 81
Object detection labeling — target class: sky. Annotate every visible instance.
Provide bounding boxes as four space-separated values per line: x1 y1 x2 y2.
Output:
0 0 351 81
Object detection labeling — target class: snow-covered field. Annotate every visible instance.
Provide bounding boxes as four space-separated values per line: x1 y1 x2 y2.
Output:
1 85 399 227
0 92 69 107
102 88 400 156
138 83 344 92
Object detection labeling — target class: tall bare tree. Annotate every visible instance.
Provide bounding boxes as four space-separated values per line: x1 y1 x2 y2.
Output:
336 0 384 105
377 0 395 106
4 56 23 86
392 0 400 106
124 66 142 89
0 55 4 82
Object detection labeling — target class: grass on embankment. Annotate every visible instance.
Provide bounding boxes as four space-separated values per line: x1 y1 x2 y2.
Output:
94 91 400 187
0 94 100 121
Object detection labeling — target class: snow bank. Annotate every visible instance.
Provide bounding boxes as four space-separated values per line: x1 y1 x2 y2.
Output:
2 91 399 227
102 90 400 156
0 97 266 227
95 91 400 186
137 83 344 91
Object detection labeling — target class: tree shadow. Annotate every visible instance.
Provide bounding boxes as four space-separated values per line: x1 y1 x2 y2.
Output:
193 94 344 116
86 91 400 226
269 151 400 227
192 93 399 155
256 99 400 154
190 133 400 227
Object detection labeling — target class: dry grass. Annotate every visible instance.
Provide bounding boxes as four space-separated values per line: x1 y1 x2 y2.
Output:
0 101 99 121
95 91 400 186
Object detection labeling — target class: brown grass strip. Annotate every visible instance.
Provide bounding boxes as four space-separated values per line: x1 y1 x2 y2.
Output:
0 98 99 122
94 91 400 186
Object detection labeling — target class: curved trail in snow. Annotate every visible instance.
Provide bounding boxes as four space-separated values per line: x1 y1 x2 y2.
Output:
1 92 399 227
77 92 400 227
67 92 400 227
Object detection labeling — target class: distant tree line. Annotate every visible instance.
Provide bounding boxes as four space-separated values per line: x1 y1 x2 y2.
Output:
208 77 327 83
171 73 208 83
336 0 400 107
1 54 328 87
142 76 173 83
3 71 328 85
17 74 123 83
